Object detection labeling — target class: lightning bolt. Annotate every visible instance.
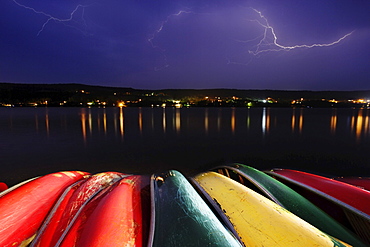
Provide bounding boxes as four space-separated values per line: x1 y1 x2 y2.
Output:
11 0 90 36
148 10 194 71
248 8 354 55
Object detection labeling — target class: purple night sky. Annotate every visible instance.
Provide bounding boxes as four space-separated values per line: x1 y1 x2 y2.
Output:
1 0 369 90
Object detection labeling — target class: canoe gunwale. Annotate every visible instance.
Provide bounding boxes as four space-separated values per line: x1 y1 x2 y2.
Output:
31 173 129 247
213 165 283 207
265 171 370 221
146 174 155 247
55 174 127 246
188 177 245 246
0 177 39 197
29 179 85 246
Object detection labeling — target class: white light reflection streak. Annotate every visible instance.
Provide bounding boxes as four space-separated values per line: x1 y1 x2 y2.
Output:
261 108 270 135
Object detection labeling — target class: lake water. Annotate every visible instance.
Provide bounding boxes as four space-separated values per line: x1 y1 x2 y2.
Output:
1 107 370 186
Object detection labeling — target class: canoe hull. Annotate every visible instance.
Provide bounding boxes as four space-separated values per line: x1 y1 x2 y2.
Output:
0 171 89 247
194 171 351 247
31 172 126 247
214 164 366 247
334 177 370 191
149 170 242 247
58 175 150 247
267 169 370 244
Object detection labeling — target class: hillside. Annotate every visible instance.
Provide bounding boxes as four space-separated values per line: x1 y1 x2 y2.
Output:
1 83 369 107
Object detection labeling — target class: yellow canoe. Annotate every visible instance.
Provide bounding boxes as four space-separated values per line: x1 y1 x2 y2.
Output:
193 172 351 247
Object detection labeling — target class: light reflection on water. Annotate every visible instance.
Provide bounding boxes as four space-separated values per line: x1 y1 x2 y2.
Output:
291 108 304 134
3 107 370 141
348 109 370 140
1 107 370 186
330 109 337 135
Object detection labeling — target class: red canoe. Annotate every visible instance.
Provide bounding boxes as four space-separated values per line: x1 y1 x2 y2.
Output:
0 171 90 247
31 172 126 247
266 169 370 244
333 177 370 191
57 175 150 247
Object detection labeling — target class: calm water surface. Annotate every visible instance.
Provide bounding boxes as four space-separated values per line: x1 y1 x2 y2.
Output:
1 107 369 186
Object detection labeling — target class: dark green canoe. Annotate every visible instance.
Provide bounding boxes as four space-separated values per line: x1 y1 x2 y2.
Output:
214 164 366 247
148 170 242 247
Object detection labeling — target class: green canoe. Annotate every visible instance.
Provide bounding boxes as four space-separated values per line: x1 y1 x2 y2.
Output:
214 164 366 247
148 170 242 247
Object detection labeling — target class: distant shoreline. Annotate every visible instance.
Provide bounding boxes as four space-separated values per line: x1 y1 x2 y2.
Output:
1 82 369 108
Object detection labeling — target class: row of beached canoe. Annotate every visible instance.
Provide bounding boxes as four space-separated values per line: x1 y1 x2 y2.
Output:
0 165 369 247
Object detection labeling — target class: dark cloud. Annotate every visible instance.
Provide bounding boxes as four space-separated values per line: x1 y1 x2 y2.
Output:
1 0 369 90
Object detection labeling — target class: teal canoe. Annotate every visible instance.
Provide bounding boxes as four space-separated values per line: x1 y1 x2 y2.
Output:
213 164 367 247
148 170 242 247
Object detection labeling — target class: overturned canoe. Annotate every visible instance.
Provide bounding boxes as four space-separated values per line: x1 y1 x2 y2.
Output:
213 164 366 247
266 168 370 244
193 171 351 247
148 170 242 247
333 177 370 191
0 171 90 247
57 174 150 247
1 166 368 247
31 172 126 247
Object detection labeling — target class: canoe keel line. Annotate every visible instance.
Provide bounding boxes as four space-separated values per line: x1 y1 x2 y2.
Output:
0 166 369 247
